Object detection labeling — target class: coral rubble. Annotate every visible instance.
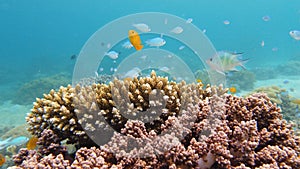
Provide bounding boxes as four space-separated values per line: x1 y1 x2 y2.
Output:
9 72 300 168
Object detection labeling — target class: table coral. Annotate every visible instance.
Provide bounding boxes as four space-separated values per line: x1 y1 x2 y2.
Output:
10 72 300 168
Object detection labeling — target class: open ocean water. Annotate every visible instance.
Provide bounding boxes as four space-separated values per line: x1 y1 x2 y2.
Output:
0 0 300 168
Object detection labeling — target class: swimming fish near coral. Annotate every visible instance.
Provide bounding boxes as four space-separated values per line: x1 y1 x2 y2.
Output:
132 23 151 32
196 79 202 83
128 30 143 50
26 136 38 150
105 51 119 59
229 86 237 94
0 154 5 167
0 136 29 150
289 30 300 40
206 51 249 75
145 37 166 47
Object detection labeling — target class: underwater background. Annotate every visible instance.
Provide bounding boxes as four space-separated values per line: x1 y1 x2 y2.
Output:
0 0 300 168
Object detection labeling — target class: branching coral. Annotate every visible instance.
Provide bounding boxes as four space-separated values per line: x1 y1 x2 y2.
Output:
11 72 300 168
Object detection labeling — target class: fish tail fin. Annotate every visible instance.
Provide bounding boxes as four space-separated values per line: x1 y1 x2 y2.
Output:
231 52 244 55
135 44 143 50
240 58 250 69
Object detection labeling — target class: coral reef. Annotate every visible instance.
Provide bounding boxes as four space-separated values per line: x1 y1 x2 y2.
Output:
12 72 71 105
194 69 210 85
252 67 278 80
9 72 300 168
276 61 300 76
245 86 299 123
245 86 286 104
227 70 256 91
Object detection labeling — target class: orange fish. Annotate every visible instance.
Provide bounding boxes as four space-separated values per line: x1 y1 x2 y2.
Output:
128 30 143 50
26 136 38 150
229 86 237 94
0 154 5 167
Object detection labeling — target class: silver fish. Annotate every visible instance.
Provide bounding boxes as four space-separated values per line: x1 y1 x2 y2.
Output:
206 51 248 75
289 30 300 40
145 37 166 47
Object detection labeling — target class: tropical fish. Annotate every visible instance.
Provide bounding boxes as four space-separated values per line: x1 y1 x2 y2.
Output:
132 23 151 32
122 41 133 49
229 86 237 94
283 79 289 84
26 136 38 150
0 136 29 150
145 37 166 47
196 79 202 83
170 26 183 34
0 138 11 150
128 30 143 50
0 154 5 167
105 51 119 59
289 30 300 40
206 51 248 75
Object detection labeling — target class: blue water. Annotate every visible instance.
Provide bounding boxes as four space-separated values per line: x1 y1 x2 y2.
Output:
1 1 300 168
0 0 300 119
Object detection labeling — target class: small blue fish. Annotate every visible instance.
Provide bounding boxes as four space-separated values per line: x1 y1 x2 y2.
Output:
283 79 289 84
0 136 29 150
145 37 166 47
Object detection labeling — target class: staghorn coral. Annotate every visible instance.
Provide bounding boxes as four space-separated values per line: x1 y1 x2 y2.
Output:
12 72 300 168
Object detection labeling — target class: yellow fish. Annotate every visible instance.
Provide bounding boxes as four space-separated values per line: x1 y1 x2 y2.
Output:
229 86 237 94
26 136 38 150
128 30 143 51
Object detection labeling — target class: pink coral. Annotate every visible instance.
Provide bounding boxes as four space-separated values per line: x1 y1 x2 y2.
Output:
10 81 300 168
